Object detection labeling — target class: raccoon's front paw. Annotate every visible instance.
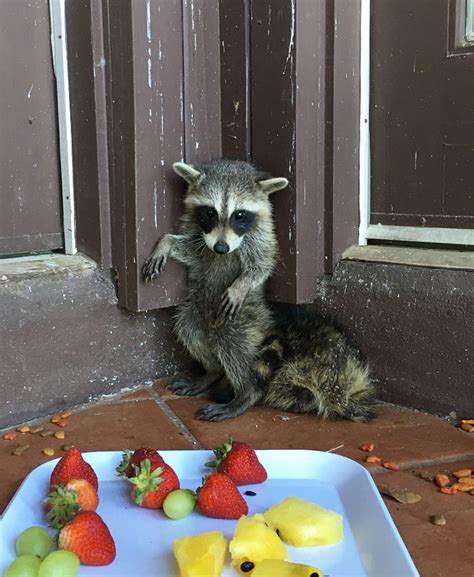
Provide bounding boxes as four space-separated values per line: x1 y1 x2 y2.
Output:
167 378 209 397
218 286 245 322
196 403 242 422
142 250 167 282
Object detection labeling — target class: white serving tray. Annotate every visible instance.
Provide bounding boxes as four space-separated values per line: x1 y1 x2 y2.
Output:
0 450 419 577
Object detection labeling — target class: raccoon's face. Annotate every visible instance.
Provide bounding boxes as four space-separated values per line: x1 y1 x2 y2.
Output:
193 204 257 254
174 161 288 255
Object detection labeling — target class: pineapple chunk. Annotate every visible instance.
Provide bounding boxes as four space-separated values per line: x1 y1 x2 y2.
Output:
230 514 287 573
173 531 227 577
252 559 323 577
264 497 343 547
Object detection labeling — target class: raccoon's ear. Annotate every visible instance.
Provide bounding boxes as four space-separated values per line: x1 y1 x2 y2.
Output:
257 177 289 195
173 162 203 184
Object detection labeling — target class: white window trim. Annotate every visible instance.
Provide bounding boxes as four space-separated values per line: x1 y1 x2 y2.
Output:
358 0 371 246
467 0 474 41
49 0 76 255
358 0 474 248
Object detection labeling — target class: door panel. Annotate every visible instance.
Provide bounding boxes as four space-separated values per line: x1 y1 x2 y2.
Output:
0 0 63 256
370 0 474 230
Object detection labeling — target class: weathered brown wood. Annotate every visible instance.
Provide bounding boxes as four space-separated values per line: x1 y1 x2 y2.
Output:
182 0 222 163
104 0 224 311
219 0 251 160
0 0 63 256
66 0 112 268
102 0 135 307
104 0 186 311
331 0 361 267
295 0 328 294
370 0 474 230
251 0 327 303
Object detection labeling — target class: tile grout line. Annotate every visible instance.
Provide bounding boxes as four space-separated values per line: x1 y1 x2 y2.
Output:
148 389 203 450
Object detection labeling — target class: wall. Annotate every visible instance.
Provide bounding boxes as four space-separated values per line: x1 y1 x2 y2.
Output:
0 265 190 429
309 260 474 417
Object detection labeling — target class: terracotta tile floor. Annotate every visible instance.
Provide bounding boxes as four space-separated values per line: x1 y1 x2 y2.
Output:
1 380 474 576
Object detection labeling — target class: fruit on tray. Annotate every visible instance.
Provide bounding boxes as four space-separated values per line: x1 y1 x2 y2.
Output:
196 473 248 519
49 448 98 492
38 551 80 577
15 526 52 560
58 510 116 566
127 459 180 509
45 479 99 528
163 489 196 519
264 497 343 547
251 559 323 577
116 447 165 479
3 554 41 577
173 531 227 577
206 437 267 485
229 514 287 573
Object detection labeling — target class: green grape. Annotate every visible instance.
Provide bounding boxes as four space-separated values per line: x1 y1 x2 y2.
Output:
3 554 41 577
38 551 80 577
15 527 52 560
163 489 196 519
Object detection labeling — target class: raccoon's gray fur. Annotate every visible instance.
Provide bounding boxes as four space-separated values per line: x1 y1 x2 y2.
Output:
142 160 376 422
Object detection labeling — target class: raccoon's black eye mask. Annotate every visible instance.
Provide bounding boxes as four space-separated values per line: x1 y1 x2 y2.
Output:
230 210 256 236
194 206 218 233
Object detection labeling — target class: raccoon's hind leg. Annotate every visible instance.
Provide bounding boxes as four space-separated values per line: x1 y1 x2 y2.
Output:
196 341 265 422
168 369 224 397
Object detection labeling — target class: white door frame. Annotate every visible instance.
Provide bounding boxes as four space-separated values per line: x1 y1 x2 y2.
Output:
49 0 76 255
358 0 474 247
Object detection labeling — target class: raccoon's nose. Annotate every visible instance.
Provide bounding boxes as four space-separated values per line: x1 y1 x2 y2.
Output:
213 240 229 254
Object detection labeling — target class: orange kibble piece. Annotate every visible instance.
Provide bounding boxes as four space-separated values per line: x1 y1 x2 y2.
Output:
54 431 65 440
51 416 61 424
2 432 17 441
458 477 474 486
42 447 55 457
365 455 382 464
440 486 457 495
56 419 67 428
360 443 375 453
382 462 399 471
435 474 451 488
60 411 72 419
461 423 474 432
453 469 472 479
452 482 474 492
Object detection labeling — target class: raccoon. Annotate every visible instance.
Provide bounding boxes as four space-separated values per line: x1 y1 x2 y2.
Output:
142 160 376 423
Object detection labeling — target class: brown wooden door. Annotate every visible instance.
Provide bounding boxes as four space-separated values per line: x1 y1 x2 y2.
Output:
370 0 474 232
0 0 63 256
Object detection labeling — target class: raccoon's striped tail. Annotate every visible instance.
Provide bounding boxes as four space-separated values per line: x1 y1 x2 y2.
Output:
262 355 377 423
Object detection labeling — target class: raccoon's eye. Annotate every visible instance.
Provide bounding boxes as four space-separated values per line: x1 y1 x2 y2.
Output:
230 210 256 236
195 206 218 233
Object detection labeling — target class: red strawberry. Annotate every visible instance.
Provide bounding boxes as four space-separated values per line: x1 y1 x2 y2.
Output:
45 479 99 528
128 459 179 509
116 448 165 479
197 473 248 519
206 437 267 485
50 448 98 492
58 510 116 566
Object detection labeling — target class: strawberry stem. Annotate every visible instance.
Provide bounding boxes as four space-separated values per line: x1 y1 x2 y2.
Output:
115 449 133 478
204 435 233 470
44 484 81 529
127 459 164 504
